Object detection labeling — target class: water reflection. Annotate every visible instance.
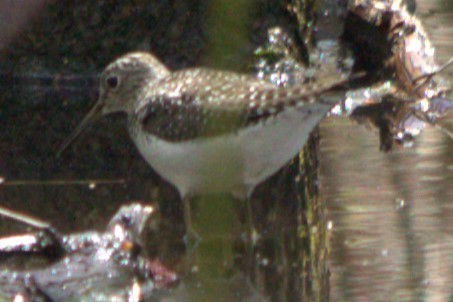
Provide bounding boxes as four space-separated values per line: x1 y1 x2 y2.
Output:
320 0 453 300
320 117 452 301
0 0 451 300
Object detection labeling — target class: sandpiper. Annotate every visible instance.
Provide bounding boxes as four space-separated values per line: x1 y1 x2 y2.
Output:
58 52 356 200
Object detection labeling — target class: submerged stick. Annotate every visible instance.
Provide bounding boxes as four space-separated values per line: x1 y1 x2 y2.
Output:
0 206 50 230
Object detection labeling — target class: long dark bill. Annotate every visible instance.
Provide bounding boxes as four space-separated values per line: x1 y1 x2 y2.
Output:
56 101 104 157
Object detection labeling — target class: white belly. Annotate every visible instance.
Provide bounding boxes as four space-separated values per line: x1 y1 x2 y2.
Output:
130 103 332 199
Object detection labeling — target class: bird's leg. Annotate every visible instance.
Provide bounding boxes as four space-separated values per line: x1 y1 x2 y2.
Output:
231 189 260 246
245 197 260 246
182 196 202 250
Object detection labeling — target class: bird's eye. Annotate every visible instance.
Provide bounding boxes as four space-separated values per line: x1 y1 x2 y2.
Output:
106 76 119 89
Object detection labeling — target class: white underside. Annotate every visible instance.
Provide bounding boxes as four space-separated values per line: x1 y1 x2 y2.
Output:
130 103 332 199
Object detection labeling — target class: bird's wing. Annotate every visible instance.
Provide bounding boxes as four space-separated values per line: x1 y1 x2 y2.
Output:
135 68 354 142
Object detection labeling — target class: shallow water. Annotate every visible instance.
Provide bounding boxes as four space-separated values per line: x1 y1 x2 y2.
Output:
320 118 452 302
0 0 451 301
320 1 453 300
